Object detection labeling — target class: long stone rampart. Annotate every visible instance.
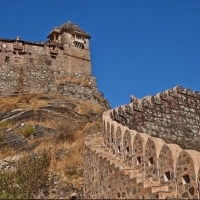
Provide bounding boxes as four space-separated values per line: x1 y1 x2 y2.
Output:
110 85 200 150
84 120 200 199
84 86 200 199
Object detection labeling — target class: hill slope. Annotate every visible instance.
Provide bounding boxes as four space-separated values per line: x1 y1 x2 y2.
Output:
0 93 109 199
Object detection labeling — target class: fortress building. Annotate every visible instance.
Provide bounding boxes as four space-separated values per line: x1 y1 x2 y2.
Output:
0 22 108 107
46 21 91 75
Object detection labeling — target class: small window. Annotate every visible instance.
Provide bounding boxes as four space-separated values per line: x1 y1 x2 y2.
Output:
117 192 121 198
51 55 56 59
182 174 190 184
164 171 171 182
118 146 120 153
149 157 154 165
18 51 24 55
126 146 129 154
5 56 10 64
137 156 141 165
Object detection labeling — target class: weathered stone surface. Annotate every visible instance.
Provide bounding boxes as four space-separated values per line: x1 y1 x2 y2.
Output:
84 86 200 199
0 22 109 108
110 86 200 150
0 155 21 172
0 130 33 150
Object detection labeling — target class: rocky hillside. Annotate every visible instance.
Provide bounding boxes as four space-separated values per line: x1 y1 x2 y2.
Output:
0 93 109 199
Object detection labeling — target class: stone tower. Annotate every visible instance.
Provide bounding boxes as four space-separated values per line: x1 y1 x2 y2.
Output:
0 21 97 95
47 21 91 75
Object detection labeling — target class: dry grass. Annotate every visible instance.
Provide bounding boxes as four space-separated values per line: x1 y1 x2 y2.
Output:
0 92 107 197
0 147 17 160
24 99 49 109
58 76 93 89
31 121 97 193
0 96 20 113
74 100 106 115
0 94 104 169
34 127 85 173
24 119 60 130
0 92 105 116
0 94 38 113
0 93 61 113
0 121 101 198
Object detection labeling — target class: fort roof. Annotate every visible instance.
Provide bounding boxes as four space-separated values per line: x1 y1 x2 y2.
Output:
59 21 91 38
0 37 46 47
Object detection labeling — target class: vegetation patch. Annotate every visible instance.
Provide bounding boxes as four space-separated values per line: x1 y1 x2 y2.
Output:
0 150 51 199
0 120 12 130
55 123 79 144
19 125 35 138
0 93 109 198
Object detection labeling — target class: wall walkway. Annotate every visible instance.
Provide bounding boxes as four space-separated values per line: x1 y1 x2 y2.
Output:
84 86 200 199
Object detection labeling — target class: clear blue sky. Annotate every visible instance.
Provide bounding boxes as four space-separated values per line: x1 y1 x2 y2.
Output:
0 0 199 108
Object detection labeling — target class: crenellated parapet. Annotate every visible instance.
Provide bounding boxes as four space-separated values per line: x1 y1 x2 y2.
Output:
109 85 200 150
84 85 200 199
84 117 200 199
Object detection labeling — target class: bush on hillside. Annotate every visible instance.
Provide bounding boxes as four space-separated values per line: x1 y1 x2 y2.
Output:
0 120 12 130
55 123 78 143
19 125 35 138
0 150 51 199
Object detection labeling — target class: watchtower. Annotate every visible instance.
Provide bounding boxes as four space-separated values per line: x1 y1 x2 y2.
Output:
0 21 94 94
47 21 91 75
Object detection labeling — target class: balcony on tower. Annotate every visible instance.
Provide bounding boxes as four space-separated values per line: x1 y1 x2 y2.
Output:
13 36 23 51
47 27 61 43
73 34 85 49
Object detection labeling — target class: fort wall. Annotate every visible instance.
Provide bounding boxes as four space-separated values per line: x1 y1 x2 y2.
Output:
110 86 200 150
0 22 108 108
0 38 90 93
84 86 200 199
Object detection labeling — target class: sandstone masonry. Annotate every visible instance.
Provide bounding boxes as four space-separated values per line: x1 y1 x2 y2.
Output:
110 86 200 150
84 86 200 199
0 22 108 107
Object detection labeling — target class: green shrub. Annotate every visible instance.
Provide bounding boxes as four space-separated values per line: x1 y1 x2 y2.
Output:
0 150 51 199
0 120 11 130
19 125 35 138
